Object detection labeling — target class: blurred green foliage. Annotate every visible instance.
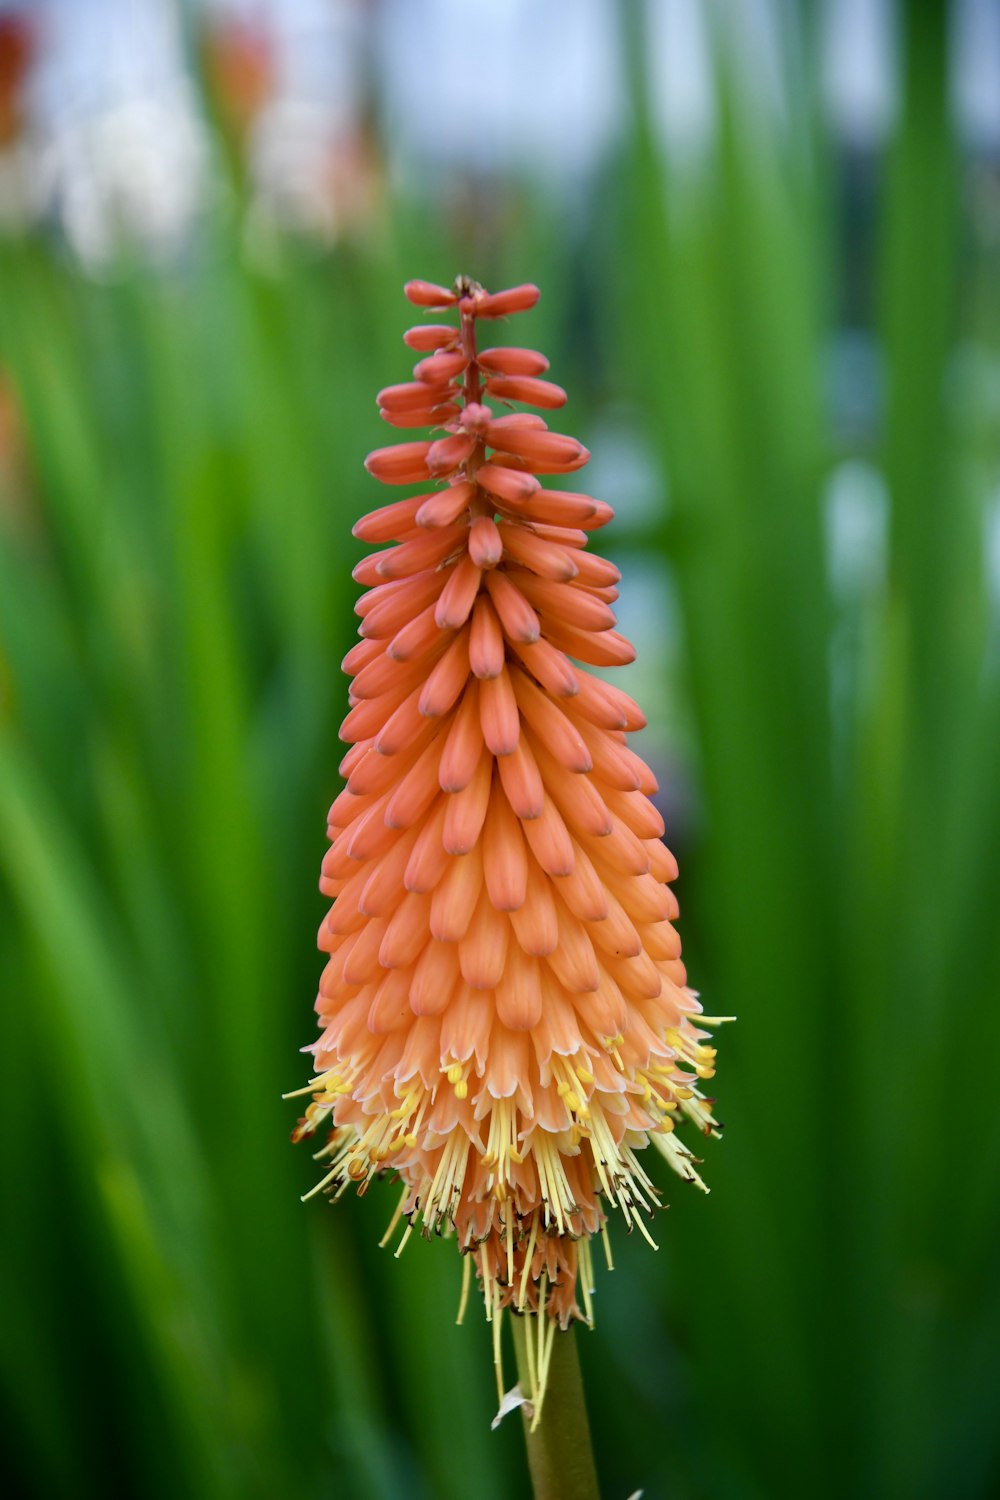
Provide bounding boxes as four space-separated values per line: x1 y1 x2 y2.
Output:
1 5 998 1498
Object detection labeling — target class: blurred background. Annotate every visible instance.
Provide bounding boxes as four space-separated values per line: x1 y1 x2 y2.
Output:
1 0 998 1496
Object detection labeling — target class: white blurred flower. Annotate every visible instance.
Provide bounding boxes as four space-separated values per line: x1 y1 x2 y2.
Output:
373 0 623 186
244 0 372 239
34 96 211 265
27 0 213 265
953 0 1000 153
821 0 897 149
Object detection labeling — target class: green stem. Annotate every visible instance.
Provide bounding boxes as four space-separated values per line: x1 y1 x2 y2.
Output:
511 1320 601 1500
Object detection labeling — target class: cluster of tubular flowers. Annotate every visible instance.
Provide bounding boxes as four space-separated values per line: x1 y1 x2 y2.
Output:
292 275 726 1416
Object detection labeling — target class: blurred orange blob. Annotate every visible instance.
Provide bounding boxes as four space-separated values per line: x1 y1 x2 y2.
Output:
201 16 275 143
0 12 34 149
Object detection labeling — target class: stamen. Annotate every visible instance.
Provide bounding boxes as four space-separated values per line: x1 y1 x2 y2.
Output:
481 1243 493 1321
522 1307 538 1406
531 1274 549 1431
492 1303 505 1406
579 1238 596 1327
505 1211 515 1287
379 1185 409 1249
537 1315 557 1428
282 1069 340 1100
456 1252 472 1325
518 1209 539 1310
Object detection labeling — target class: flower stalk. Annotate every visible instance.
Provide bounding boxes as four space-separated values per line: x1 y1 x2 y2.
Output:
512 1321 601 1500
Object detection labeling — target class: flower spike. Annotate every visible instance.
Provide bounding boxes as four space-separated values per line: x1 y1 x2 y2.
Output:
293 276 725 1419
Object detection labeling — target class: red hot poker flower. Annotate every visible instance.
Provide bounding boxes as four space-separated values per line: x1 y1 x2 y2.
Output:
292 276 727 1416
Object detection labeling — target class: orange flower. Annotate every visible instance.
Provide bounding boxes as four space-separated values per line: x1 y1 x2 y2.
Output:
0 13 33 149
292 276 726 1412
201 17 275 144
